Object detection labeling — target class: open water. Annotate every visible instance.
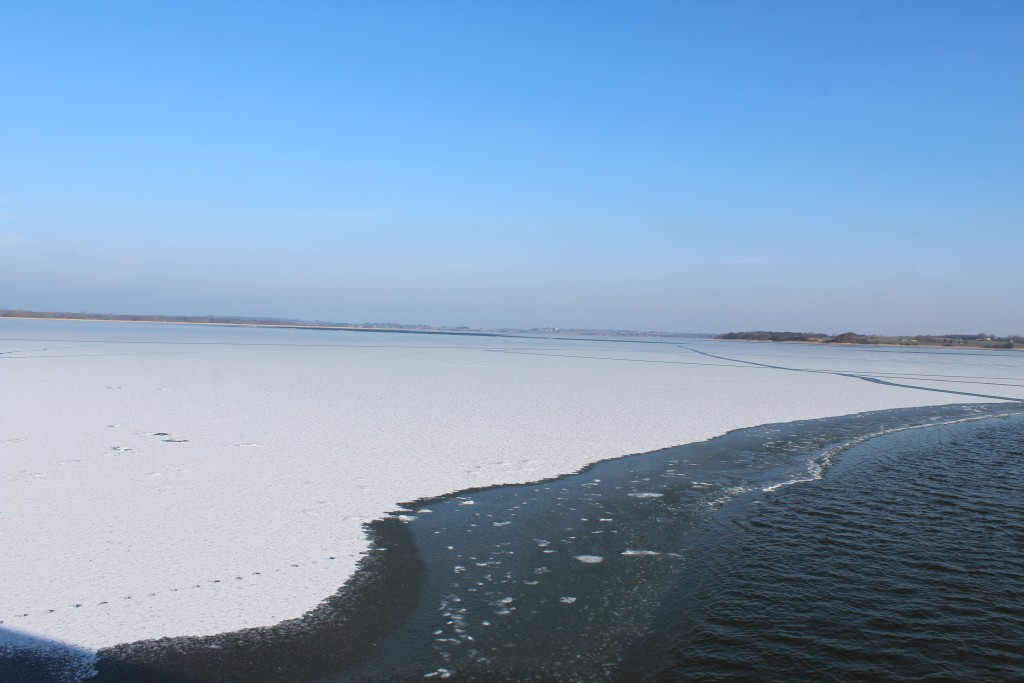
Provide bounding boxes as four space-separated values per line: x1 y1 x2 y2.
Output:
5 403 1024 682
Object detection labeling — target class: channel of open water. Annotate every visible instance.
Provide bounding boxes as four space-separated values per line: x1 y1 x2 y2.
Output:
6 402 1024 682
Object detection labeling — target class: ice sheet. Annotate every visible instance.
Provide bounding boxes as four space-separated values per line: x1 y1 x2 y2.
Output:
2 321 1022 652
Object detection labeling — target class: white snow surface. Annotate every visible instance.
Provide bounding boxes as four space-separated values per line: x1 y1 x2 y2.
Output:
2 319 1023 651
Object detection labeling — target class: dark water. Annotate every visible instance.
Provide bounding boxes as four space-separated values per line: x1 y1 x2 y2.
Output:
620 411 1024 682
344 403 1024 683
4 403 1024 682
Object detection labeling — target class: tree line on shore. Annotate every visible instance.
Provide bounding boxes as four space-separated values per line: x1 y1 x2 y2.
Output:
717 331 870 343
718 331 1020 349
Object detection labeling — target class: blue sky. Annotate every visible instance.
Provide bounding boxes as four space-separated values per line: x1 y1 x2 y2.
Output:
1 0 1021 333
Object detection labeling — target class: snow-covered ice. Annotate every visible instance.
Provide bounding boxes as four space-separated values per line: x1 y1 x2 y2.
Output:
2 319 1022 654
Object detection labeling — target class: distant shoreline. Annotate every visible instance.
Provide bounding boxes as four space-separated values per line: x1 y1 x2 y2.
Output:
3 312 1017 349
0 315 523 339
717 336 1023 352
0 311 704 341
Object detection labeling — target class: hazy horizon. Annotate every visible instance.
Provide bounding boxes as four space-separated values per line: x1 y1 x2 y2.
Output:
4 307 1022 339
2 0 1021 335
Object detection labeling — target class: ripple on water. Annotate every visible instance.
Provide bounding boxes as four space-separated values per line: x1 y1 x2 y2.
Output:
622 412 1024 682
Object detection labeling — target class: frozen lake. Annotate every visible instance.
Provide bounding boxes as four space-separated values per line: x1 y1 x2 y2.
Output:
2 319 1022 667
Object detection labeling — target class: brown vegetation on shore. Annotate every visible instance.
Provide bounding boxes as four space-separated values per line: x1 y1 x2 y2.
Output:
718 331 1021 350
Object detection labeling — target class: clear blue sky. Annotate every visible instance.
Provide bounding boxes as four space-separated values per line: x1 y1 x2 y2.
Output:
2 0 1021 334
